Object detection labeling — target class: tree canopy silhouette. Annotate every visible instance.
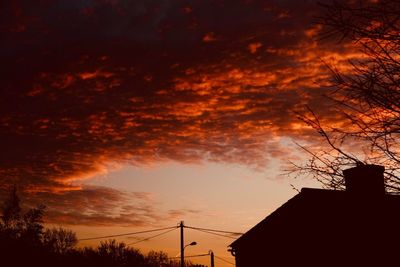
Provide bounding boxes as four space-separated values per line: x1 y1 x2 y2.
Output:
43 227 77 254
0 187 206 267
295 0 400 192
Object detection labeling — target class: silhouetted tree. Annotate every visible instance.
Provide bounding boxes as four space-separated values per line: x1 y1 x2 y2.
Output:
96 239 153 267
0 187 47 266
1 186 45 242
43 227 77 254
1 185 21 229
0 188 205 267
20 204 46 245
295 0 400 192
147 250 169 267
97 239 128 266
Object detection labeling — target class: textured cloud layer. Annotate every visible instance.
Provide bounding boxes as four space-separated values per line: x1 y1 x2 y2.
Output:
1 0 358 225
21 185 199 226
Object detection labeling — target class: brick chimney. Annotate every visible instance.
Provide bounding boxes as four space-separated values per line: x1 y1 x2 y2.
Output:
343 164 385 195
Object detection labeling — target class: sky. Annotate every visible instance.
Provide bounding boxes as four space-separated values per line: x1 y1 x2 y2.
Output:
1 0 363 266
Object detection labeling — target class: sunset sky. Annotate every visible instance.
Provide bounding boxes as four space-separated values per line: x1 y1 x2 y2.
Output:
1 0 363 266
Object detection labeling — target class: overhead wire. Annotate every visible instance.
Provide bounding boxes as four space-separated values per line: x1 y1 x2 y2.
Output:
127 227 177 246
168 253 210 260
78 226 177 241
184 254 210 258
77 223 239 266
78 224 243 242
214 255 235 265
188 228 238 239
184 225 243 235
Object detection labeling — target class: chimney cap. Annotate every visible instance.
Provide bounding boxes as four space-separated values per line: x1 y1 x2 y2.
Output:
343 164 385 195
343 164 385 176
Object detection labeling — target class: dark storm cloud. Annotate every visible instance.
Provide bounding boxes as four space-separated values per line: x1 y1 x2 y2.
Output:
0 0 358 225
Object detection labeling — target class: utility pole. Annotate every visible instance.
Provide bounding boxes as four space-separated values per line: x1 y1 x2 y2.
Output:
210 250 215 267
180 221 184 267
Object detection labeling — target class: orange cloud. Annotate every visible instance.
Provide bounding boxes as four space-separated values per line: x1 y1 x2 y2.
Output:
248 42 262 54
79 70 114 80
0 0 364 225
11 185 200 227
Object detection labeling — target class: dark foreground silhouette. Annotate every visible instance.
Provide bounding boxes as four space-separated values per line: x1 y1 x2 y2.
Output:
229 165 400 267
0 187 205 267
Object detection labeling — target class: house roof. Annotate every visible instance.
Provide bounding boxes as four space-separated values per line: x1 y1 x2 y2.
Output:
229 187 400 249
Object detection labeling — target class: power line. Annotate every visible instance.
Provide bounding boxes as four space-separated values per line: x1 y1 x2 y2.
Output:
183 254 210 258
127 227 177 246
214 255 235 265
78 226 177 241
78 224 243 242
185 225 243 236
169 253 210 260
189 228 237 239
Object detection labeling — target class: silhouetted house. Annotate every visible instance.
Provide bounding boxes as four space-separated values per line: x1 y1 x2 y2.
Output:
229 165 400 267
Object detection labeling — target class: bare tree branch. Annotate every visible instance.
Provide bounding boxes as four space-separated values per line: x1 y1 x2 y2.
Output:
293 0 400 193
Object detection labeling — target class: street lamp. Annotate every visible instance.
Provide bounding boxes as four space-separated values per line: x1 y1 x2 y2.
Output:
181 241 197 267
184 241 197 250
